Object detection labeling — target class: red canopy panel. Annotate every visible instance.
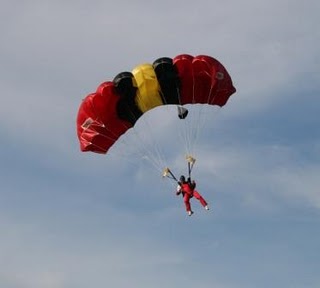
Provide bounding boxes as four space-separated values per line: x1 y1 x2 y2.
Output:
76 82 132 154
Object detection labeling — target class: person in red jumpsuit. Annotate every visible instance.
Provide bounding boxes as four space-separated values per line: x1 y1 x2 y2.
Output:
176 175 209 216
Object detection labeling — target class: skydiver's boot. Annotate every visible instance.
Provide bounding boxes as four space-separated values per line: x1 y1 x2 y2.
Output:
187 210 194 216
205 205 209 210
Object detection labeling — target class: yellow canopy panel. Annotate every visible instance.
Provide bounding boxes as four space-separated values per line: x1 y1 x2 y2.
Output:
132 64 163 113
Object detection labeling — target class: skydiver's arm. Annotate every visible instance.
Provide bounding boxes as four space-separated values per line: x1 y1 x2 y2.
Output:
176 183 182 195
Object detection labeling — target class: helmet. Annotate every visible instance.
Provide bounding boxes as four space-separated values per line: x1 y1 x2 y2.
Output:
180 175 186 182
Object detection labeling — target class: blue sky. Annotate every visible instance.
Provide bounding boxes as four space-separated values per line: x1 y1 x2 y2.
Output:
1 0 320 287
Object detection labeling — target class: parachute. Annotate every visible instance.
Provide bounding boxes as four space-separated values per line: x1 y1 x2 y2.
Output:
76 54 236 155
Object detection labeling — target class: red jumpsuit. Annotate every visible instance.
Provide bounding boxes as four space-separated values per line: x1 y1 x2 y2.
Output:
179 181 208 213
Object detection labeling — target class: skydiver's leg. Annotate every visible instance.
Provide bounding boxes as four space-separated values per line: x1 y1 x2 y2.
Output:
193 190 208 207
183 193 192 212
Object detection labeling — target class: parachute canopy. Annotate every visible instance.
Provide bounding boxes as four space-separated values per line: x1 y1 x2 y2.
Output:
76 54 236 154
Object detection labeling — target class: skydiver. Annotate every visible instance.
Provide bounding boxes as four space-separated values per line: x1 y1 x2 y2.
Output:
176 175 209 216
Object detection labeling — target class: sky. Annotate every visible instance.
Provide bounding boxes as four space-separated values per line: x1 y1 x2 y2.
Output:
1 0 320 287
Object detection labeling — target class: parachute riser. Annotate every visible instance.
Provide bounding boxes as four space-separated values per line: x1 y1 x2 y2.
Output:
186 155 196 179
188 161 194 179
162 168 178 182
